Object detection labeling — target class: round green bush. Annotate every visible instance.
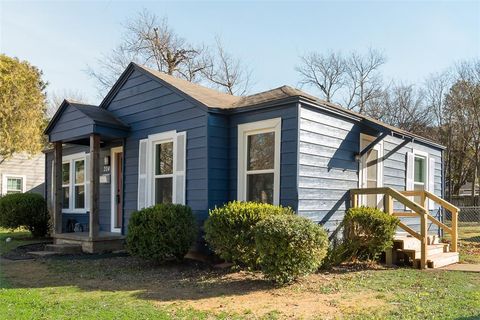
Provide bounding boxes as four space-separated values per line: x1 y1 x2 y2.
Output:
0 193 49 237
204 201 294 268
342 206 399 261
254 215 329 284
126 203 197 262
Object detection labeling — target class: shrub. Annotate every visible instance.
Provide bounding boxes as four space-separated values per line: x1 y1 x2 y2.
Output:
342 206 399 261
204 201 294 268
254 215 329 284
126 203 197 262
0 193 49 237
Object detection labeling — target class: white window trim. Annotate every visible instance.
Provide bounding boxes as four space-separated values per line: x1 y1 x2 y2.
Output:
145 130 180 207
358 133 384 207
1 174 27 195
412 150 429 188
110 146 123 233
237 118 282 205
62 152 87 214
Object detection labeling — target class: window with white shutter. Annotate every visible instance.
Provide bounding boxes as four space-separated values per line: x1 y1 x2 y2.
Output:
137 131 187 209
137 139 148 210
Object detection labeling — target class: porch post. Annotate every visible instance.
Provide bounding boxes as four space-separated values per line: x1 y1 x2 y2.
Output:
89 134 100 240
53 142 63 235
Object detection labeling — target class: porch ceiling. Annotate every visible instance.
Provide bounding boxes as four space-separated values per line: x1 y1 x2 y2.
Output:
45 100 130 143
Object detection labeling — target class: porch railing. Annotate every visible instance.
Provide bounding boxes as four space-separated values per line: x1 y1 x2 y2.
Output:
350 187 459 269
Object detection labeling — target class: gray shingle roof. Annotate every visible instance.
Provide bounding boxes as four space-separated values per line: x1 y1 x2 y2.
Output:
68 101 129 129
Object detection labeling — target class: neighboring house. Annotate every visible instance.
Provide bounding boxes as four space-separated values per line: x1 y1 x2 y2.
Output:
44 62 448 257
0 153 45 196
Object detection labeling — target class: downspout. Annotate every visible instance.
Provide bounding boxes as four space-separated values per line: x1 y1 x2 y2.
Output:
121 138 127 235
440 148 446 238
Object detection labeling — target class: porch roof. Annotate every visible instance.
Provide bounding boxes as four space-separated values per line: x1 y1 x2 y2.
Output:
45 100 130 143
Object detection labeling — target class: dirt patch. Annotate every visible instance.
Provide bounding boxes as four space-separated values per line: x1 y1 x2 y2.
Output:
0 257 390 319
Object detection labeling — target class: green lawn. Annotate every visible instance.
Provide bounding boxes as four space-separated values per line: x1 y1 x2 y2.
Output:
0 227 39 255
1 229 479 320
443 222 480 264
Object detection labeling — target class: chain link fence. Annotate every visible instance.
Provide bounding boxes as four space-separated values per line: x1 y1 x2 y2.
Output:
442 206 480 263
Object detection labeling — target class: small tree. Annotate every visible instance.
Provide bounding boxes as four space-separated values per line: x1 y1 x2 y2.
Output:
0 54 47 163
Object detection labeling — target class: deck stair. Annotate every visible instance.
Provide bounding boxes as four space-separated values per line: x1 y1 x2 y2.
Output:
393 235 459 269
350 187 460 269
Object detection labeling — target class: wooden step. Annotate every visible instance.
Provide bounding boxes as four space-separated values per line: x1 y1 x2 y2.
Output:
426 252 459 269
400 244 449 260
45 244 82 254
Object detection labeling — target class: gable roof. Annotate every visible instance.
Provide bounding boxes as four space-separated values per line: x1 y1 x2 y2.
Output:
44 99 129 135
99 62 443 149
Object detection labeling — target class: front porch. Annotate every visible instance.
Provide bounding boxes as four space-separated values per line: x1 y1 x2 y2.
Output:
44 100 130 253
53 232 125 253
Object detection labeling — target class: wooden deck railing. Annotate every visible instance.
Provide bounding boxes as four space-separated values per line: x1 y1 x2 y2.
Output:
350 187 459 269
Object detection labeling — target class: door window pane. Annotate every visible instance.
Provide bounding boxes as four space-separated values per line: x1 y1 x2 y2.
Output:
247 132 275 170
74 186 85 209
155 142 173 175
155 177 173 204
62 163 70 185
247 173 274 204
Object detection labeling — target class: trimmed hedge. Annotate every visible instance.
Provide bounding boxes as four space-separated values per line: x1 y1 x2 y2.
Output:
204 201 294 268
126 203 197 262
255 215 329 284
342 206 399 261
0 193 49 237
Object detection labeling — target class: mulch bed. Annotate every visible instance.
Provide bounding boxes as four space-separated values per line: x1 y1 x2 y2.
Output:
1 241 53 260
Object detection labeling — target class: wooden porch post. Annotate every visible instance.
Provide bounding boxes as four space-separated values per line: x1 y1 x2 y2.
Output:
53 142 63 235
89 134 100 240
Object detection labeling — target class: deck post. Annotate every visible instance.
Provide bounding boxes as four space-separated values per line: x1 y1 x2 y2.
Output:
89 134 100 240
451 209 458 252
350 191 358 209
384 193 393 215
53 142 63 235
420 192 428 269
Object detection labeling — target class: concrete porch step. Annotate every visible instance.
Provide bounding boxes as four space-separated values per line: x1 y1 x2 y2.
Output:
45 244 82 254
28 251 61 257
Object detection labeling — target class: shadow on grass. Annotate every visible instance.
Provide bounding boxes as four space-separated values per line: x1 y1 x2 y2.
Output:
1 255 276 303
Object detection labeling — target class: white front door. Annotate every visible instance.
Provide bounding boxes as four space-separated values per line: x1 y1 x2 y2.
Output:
359 134 383 208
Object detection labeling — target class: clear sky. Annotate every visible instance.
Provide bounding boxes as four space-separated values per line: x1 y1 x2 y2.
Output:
1 0 479 105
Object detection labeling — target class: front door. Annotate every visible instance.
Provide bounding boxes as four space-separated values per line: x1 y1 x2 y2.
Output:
111 147 123 232
359 134 383 208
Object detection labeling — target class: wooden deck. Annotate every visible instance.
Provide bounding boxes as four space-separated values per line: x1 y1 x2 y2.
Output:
53 232 125 253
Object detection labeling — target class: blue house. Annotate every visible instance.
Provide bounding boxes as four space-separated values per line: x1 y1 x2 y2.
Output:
44 62 458 267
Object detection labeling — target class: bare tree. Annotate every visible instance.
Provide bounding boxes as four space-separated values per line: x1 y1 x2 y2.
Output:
87 10 206 95
201 37 252 95
365 82 432 135
47 90 87 118
296 51 346 102
344 48 386 113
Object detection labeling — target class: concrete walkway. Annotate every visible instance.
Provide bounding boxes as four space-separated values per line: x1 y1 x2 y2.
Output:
439 263 480 272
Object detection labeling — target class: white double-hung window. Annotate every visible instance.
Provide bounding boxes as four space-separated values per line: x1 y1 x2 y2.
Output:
60 152 90 213
238 118 281 205
2 175 26 195
137 130 186 210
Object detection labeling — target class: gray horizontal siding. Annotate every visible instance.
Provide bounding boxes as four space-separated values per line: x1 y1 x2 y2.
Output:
297 105 359 232
105 69 209 227
298 104 444 235
0 153 45 196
